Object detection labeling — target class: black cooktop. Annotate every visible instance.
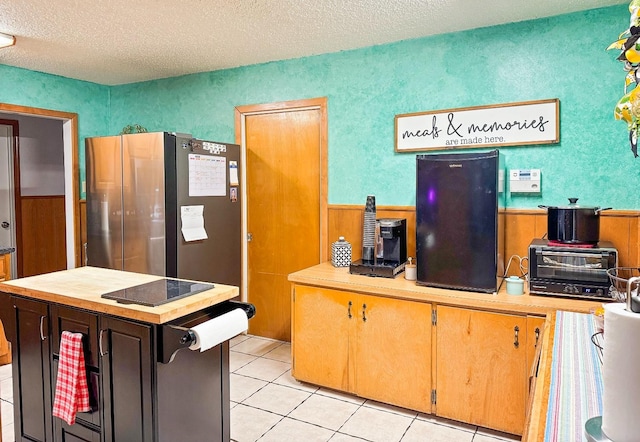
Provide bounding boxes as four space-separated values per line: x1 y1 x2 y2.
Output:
101 278 215 307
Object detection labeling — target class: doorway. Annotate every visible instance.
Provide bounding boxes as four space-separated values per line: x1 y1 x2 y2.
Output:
0 122 17 278
0 104 80 275
235 98 328 341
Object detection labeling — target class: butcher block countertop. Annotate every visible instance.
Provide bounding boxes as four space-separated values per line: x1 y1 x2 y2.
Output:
0 266 239 324
289 262 602 315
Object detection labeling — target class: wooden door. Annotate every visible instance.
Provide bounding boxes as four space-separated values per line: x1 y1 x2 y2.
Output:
435 306 527 435
355 296 432 413
240 99 327 341
292 285 352 392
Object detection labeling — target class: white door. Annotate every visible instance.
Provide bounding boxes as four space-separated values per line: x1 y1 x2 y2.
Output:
0 124 16 277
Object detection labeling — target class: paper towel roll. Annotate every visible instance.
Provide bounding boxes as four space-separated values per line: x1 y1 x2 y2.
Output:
188 308 248 352
602 302 640 442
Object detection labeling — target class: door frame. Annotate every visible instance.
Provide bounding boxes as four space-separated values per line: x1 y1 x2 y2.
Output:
234 97 329 301
0 119 21 276
0 103 80 271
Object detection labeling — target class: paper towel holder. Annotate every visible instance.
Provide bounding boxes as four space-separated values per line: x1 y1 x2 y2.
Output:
626 276 640 313
158 300 256 364
584 275 640 442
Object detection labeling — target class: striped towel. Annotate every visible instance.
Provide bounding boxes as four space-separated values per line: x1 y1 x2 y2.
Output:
52 331 91 425
544 311 603 441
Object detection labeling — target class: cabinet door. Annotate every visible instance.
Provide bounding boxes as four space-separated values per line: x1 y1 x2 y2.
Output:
100 316 153 442
292 285 353 392
436 306 527 435
355 296 432 413
526 315 545 377
12 296 53 442
54 419 100 442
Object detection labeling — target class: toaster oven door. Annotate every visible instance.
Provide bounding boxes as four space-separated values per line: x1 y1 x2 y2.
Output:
533 250 613 283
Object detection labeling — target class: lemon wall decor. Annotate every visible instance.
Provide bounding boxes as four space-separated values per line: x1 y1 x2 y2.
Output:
609 0 640 157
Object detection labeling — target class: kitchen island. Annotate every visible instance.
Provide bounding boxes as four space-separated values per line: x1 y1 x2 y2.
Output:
0 266 247 442
289 262 603 436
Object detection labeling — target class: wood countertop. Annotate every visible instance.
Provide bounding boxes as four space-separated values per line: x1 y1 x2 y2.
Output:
0 266 239 324
289 262 604 315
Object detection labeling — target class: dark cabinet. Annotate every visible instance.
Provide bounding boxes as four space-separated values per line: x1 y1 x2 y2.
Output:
98 310 232 442
2 295 237 442
12 296 53 442
99 316 154 442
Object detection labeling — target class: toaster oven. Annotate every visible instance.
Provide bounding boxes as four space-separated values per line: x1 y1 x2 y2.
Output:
528 239 617 300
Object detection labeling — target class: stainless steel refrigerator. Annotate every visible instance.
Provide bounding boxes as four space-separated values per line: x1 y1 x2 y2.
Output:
85 132 241 286
415 149 504 293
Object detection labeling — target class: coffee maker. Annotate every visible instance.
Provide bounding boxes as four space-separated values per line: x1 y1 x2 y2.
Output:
350 218 407 278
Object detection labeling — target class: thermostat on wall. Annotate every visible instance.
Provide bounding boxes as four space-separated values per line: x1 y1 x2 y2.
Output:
509 169 541 193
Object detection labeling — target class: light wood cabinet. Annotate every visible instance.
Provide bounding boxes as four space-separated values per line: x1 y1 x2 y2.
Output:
435 306 528 435
292 285 432 412
355 294 432 411
289 262 602 436
292 286 351 392
0 253 9 282
0 253 11 366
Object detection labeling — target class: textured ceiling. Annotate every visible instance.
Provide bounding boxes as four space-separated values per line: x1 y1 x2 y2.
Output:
0 0 629 85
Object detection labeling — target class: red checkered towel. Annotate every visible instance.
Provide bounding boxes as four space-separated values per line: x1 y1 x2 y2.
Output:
52 331 91 425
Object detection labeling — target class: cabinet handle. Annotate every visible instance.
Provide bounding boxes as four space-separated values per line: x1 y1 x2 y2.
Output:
348 301 352 319
514 326 520 348
99 329 108 356
362 304 367 322
534 327 540 347
39 316 47 341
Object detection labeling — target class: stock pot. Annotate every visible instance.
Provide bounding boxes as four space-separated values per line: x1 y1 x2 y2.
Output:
539 198 611 244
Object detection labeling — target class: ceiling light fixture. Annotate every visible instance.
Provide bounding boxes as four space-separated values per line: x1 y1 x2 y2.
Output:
0 32 16 49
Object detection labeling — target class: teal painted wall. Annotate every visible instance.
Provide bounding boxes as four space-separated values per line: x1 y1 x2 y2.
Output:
108 5 637 209
0 64 110 188
1 6 636 209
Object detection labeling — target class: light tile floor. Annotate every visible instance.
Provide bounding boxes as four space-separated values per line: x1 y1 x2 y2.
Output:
229 335 521 442
0 335 522 442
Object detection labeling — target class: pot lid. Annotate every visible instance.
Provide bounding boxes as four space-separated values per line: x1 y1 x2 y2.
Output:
548 198 601 210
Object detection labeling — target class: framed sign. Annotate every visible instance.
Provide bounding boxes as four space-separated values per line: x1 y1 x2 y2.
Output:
395 99 559 152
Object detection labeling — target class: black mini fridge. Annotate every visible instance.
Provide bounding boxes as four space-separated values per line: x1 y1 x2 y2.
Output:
415 150 504 293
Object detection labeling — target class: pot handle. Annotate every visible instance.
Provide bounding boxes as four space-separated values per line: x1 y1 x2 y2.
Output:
595 207 612 214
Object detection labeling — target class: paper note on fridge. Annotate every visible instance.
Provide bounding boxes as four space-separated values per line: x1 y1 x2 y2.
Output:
181 205 208 242
229 161 239 186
